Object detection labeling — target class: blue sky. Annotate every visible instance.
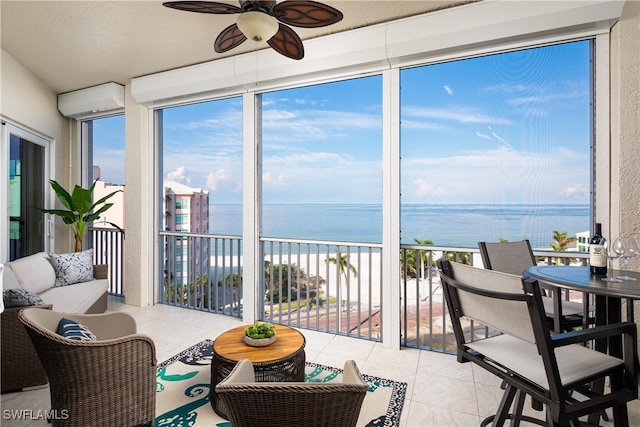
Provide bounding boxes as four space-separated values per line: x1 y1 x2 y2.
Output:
94 40 590 206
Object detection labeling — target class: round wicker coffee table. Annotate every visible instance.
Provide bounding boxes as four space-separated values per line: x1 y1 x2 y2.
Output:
210 324 306 418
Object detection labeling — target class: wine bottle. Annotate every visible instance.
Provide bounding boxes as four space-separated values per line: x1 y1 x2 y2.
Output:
589 223 607 275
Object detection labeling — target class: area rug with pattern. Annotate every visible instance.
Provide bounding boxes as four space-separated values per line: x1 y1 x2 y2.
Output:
155 339 407 427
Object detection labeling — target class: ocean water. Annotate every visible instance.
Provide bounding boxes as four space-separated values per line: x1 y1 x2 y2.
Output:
209 204 591 250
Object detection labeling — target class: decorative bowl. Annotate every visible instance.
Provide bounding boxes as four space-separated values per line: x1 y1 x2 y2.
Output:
243 335 277 347
243 321 277 347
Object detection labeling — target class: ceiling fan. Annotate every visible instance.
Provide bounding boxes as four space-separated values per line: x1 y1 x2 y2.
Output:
163 1 343 60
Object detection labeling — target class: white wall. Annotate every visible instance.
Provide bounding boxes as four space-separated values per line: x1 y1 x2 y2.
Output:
612 0 640 242
0 49 74 253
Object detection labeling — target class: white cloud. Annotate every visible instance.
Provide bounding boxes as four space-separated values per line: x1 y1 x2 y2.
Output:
476 132 491 140
443 85 454 95
402 106 511 125
414 179 446 197
401 146 589 204
488 126 513 150
262 171 288 184
165 166 191 185
561 184 589 198
206 169 229 191
262 108 381 144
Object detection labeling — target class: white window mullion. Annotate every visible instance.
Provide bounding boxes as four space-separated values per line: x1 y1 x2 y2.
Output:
382 68 401 349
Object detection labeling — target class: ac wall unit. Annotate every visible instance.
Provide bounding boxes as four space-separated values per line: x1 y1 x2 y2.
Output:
58 82 125 118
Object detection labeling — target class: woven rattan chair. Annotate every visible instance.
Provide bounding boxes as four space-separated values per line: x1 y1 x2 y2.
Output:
216 358 368 427
437 259 638 426
1 304 52 393
478 240 591 332
19 307 157 427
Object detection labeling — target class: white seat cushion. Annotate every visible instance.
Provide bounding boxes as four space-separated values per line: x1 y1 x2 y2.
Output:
468 334 623 389
39 279 108 313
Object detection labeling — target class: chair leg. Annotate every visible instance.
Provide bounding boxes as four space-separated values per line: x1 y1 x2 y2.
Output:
510 389 526 427
481 384 517 427
612 404 630 427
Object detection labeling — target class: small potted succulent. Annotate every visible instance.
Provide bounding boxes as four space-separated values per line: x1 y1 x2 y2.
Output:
244 321 276 347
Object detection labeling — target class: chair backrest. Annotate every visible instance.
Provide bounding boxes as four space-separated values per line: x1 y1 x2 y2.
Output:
216 359 368 427
437 259 543 345
18 308 156 427
478 239 536 275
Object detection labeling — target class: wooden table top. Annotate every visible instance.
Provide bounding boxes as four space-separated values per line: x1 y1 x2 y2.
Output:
213 324 305 364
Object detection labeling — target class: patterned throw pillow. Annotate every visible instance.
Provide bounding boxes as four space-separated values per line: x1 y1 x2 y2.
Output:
49 249 95 287
3 288 45 308
56 317 96 341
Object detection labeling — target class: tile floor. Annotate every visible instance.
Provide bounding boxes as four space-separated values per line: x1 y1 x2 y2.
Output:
2 296 640 426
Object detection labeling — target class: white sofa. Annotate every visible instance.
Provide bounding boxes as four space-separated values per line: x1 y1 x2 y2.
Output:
1 251 109 393
2 251 108 314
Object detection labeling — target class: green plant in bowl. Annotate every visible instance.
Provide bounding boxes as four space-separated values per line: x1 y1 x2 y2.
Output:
244 322 276 340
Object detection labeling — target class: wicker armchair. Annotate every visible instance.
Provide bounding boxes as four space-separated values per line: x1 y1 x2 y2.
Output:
216 358 368 427
19 307 157 427
1 304 52 393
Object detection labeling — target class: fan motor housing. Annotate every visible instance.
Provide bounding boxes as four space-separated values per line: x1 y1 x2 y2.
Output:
240 0 276 14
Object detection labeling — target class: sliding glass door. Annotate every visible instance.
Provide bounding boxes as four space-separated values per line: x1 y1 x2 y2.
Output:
1 121 50 261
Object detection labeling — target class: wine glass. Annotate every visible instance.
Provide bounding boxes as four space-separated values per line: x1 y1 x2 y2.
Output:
616 236 638 281
602 238 623 282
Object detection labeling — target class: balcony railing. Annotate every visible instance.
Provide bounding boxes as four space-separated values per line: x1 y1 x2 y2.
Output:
90 227 125 296
160 231 243 318
399 245 589 352
98 231 590 351
260 238 383 341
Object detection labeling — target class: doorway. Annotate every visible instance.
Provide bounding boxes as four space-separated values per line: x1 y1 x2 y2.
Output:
1 121 50 261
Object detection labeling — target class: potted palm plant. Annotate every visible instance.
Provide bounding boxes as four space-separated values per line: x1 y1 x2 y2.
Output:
40 179 122 252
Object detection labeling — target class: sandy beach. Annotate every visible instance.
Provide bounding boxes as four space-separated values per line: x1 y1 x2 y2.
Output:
210 249 448 307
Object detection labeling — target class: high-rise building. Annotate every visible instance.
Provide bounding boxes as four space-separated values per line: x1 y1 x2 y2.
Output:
163 181 210 288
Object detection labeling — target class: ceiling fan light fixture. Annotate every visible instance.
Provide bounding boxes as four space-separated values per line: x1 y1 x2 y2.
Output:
237 11 278 42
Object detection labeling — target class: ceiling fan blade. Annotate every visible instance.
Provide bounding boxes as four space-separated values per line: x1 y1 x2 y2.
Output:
163 1 242 14
214 23 247 53
267 23 304 60
273 0 343 28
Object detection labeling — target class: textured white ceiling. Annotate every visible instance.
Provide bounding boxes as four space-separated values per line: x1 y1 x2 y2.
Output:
1 0 472 94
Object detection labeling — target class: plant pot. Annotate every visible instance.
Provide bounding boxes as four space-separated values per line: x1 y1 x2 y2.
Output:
243 335 276 347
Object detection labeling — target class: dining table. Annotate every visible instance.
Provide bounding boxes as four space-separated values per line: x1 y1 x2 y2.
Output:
524 265 640 356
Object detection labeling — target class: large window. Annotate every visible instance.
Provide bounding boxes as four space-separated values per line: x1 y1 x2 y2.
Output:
400 40 592 249
161 97 243 234
260 76 383 243
87 115 125 230
91 115 125 185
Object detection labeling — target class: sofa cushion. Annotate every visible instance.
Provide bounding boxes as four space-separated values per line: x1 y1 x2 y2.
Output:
3 288 45 307
39 278 108 313
2 264 21 290
56 317 96 341
8 252 56 294
49 249 95 287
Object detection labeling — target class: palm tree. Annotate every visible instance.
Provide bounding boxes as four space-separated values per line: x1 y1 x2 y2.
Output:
325 249 358 314
550 230 577 250
401 238 434 278
549 230 578 265
326 249 358 284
